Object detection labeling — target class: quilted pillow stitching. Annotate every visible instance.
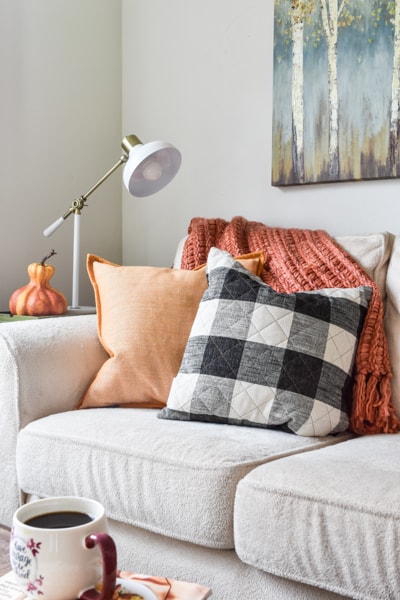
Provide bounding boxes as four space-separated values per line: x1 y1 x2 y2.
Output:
158 248 372 437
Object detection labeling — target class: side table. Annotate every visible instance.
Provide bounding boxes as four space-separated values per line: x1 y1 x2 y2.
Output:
0 308 96 323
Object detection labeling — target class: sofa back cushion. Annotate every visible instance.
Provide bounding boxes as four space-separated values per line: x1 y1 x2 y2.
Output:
337 233 400 418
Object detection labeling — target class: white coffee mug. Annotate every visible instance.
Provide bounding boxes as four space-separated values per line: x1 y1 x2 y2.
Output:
10 496 117 600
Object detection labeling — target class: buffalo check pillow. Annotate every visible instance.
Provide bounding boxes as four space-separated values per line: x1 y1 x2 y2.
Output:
158 248 372 436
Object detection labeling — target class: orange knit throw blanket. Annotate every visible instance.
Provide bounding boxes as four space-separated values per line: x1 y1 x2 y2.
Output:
181 216 400 435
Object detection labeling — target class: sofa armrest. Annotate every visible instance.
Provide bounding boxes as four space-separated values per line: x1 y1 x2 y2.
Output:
0 314 107 525
0 314 106 427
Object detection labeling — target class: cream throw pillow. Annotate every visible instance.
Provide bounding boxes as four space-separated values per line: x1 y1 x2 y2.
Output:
78 252 264 409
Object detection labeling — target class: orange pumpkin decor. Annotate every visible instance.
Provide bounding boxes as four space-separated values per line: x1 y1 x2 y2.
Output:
9 250 68 316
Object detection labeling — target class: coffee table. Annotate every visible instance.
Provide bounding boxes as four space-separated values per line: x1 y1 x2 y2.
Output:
0 528 10 577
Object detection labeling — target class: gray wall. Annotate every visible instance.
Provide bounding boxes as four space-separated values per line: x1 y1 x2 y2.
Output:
3 0 400 314
0 1 122 310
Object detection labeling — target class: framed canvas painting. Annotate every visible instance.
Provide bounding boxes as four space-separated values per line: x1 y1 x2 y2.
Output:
272 0 400 185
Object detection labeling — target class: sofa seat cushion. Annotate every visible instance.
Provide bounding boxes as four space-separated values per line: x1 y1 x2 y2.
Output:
16 408 350 549
234 433 400 599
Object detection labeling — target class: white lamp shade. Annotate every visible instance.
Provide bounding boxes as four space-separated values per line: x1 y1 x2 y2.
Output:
123 140 181 197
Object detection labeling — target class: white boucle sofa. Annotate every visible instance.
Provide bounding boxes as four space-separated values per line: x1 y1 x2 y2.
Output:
1 232 400 600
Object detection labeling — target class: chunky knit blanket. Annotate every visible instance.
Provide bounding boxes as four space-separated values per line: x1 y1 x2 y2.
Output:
181 216 400 435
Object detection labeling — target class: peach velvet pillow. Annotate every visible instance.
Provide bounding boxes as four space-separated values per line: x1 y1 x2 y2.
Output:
78 251 264 409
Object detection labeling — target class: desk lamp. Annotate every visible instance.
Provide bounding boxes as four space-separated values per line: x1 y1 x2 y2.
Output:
43 134 181 311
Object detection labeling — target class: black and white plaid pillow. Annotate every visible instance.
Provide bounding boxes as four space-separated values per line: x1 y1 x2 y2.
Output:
158 248 372 436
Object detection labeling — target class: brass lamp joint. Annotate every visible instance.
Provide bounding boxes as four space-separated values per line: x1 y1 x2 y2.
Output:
72 196 87 215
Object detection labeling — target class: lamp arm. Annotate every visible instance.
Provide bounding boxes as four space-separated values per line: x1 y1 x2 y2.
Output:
81 154 127 203
43 154 128 238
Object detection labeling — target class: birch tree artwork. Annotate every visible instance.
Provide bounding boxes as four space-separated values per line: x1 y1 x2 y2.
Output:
272 0 399 185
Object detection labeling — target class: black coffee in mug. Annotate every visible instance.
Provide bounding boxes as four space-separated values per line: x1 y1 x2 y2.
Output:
25 510 94 529
12 496 116 600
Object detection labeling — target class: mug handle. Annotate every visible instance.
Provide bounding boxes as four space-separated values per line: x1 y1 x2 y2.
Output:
79 533 117 600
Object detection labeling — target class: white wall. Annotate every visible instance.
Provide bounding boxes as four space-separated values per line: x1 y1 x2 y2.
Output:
122 0 400 268
0 0 122 310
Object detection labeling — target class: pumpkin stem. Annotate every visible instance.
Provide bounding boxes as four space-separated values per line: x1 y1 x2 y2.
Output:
40 249 57 266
